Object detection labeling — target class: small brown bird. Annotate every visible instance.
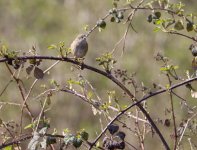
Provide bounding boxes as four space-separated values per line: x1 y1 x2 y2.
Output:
70 34 88 58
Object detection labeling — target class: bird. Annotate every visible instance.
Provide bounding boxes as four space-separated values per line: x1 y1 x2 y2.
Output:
70 34 88 58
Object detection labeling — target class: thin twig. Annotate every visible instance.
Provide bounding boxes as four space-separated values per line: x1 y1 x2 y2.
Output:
0 80 13 97
60 87 149 124
111 22 131 56
86 7 131 38
5 63 33 133
21 60 60 113
88 76 197 150
35 97 48 132
126 0 145 23
177 112 197 147
171 91 192 111
33 89 58 101
166 74 177 150
167 31 196 42
0 101 22 106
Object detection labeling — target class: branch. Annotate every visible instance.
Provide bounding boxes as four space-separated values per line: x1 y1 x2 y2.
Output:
0 132 97 150
89 76 197 149
34 86 149 125
0 55 170 149
124 6 197 42
167 31 196 41
0 134 32 149
0 133 63 149
60 87 149 124
1 56 196 149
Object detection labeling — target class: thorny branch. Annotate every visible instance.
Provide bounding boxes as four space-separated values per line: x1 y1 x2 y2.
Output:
1 55 170 149
89 76 197 150
1 55 196 149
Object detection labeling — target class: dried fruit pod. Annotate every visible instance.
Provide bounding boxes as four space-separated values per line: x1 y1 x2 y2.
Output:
107 124 119 135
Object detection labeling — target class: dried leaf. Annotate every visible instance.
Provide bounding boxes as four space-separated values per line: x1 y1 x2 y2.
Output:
34 67 44 79
26 65 34 75
174 20 184 30
107 124 119 135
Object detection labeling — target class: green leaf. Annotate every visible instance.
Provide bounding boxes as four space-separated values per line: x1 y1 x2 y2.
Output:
24 123 34 129
153 26 161 32
29 59 37 65
154 19 164 25
46 96 51 105
0 44 9 56
113 2 118 8
186 22 193 32
3 145 12 150
176 2 185 10
58 41 65 48
83 24 89 31
166 84 170 89
63 128 70 134
80 130 89 141
96 141 100 148
154 12 161 19
160 67 169 71
110 16 115 22
122 105 128 109
67 79 83 86
87 91 93 99
48 44 57 50
72 137 82 148
172 65 179 70
50 79 59 87
174 20 184 30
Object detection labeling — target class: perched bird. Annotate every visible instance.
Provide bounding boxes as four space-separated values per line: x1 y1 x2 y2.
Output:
70 34 88 58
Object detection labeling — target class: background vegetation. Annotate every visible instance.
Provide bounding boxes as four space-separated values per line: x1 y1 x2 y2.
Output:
0 0 197 149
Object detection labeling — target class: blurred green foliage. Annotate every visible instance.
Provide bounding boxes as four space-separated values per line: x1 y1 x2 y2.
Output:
0 0 197 149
